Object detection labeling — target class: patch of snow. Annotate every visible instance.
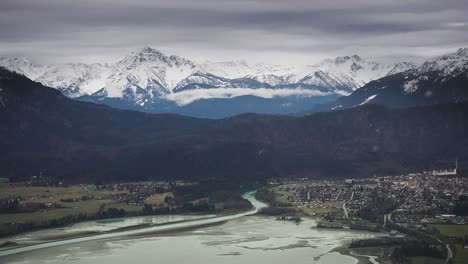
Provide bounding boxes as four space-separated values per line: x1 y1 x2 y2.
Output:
358 94 378 106
301 56 416 94
331 104 343 110
420 48 468 76
403 79 419 94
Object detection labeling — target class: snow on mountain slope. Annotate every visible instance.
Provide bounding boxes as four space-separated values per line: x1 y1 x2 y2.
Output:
357 94 378 106
298 70 357 95
397 48 468 96
36 63 110 97
196 61 314 86
318 48 468 112
419 48 468 76
302 55 416 93
0 57 48 80
100 46 196 98
388 62 418 75
173 72 232 91
196 60 253 79
246 64 313 86
0 47 417 102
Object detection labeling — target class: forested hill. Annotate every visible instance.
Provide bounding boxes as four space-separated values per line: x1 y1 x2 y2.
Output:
1 67 467 182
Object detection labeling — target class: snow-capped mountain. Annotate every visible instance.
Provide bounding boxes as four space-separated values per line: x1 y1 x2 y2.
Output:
298 55 416 94
419 48 468 76
0 47 415 98
106 46 195 96
195 60 254 80
196 61 312 86
0 46 421 117
0 57 48 80
317 48 468 111
35 63 110 97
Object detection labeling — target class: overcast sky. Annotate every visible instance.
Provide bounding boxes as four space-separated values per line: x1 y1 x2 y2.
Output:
1 0 467 65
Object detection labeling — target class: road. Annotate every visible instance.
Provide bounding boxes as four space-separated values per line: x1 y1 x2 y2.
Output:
385 212 453 263
343 190 354 219
0 191 267 257
387 188 453 263
335 188 342 201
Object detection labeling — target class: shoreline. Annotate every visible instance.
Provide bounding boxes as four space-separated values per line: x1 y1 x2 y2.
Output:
332 240 393 264
1 215 387 264
0 190 254 240
0 213 232 252
0 210 228 240
0 191 265 257
0 213 216 242
0 193 383 264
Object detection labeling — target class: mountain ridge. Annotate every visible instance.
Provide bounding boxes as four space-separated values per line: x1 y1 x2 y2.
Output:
0 47 415 99
316 48 468 111
1 67 467 182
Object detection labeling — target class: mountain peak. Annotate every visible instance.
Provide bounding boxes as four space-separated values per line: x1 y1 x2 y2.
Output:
334 56 351 64
133 46 166 59
121 47 195 68
117 47 170 68
333 55 362 64
0 57 46 80
456 48 468 57
137 46 163 54
420 47 468 75
0 56 37 66
432 47 468 61
0 49 420 106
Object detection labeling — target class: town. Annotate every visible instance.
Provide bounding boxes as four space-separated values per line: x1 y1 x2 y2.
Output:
263 173 468 225
257 164 468 264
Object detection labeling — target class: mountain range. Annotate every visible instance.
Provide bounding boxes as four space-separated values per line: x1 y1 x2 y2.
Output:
0 47 416 117
316 48 468 111
1 67 467 182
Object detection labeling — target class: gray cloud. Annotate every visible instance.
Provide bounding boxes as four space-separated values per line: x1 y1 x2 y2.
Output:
0 0 467 64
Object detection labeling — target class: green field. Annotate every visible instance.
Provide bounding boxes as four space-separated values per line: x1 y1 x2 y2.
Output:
0 186 123 203
430 224 468 239
145 192 173 206
270 187 294 206
410 256 445 264
454 245 468 264
430 224 468 263
0 186 142 235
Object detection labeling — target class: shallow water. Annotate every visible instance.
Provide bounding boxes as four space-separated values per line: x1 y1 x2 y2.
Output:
68 214 216 232
0 191 377 263
0 191 266 257
2 216 375 264
0 214 215 245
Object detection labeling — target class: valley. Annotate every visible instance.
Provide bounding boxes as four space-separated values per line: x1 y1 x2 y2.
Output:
1 0 468 263
0 179 253 238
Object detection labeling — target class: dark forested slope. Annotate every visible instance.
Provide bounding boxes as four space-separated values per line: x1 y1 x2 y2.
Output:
1 68 467 182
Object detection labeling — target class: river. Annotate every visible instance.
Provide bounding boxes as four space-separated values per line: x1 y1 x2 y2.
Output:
0 191 377 263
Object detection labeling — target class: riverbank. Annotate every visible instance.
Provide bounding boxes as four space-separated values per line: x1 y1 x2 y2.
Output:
0 182 255 238
1 215 378 264
0 191 383 264
333 241 393 264
0 191 265 257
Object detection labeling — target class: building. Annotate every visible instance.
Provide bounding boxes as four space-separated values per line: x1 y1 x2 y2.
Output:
431 159 458 176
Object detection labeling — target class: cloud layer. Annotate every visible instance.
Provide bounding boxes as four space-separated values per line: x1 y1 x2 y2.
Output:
0 0 467 64
163 88 331 105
